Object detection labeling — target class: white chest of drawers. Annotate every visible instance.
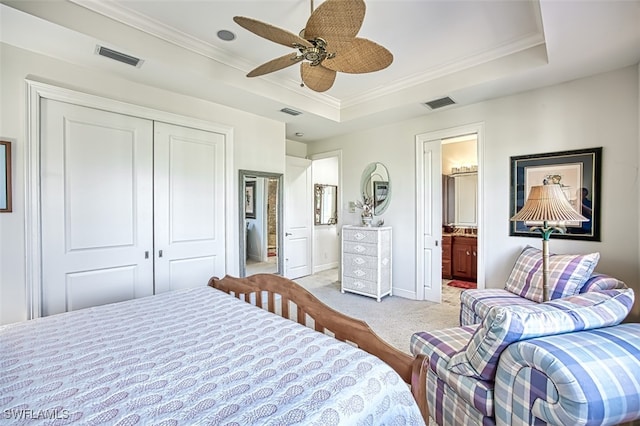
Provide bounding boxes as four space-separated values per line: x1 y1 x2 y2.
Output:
341 225 392 301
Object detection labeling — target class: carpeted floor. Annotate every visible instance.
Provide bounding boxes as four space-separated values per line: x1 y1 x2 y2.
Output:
295 269 462 354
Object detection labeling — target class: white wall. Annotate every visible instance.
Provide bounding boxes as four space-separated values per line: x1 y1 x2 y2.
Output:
312 156 340 272
286 140 308 158
0 43 286 325
308 65 640 321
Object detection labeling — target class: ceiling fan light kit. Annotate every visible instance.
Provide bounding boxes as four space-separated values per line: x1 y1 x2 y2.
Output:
233 0 393 92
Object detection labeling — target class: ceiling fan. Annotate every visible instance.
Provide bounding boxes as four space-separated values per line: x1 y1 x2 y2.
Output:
233 0 393 92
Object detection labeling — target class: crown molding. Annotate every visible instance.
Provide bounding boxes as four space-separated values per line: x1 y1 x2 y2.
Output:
69 0 342 112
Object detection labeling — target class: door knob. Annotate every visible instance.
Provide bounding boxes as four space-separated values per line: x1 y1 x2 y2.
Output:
285 232 292 236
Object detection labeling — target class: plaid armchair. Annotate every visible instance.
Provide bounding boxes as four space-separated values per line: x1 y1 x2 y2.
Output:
411 288 640 425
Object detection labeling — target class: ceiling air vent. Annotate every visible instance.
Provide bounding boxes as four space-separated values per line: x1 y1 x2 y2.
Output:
280 107 302 116
95 45 144 68
424 96 456 110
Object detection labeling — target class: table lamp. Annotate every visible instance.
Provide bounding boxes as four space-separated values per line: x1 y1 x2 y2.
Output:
510 184 589 301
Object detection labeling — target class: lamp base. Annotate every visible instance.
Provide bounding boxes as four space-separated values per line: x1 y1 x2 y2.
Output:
541 239 550 302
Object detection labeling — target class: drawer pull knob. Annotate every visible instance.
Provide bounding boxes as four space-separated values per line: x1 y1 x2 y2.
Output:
354 245 366 253
354 232 366 240
353 257 366 265
354 269 366 277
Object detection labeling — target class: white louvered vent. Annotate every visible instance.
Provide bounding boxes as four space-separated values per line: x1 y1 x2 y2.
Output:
280 108 302 116
424 96 456 110
95 45 144 68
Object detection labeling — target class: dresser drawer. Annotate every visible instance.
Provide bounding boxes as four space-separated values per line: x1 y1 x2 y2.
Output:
343 253 379 269
342 276 378 295
342 264 379 281
343 228 380 244
343 241 378 257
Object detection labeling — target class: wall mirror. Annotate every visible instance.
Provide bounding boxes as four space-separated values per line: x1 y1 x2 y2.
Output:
453 173 477 226
360 162 391 215
314 184 338 225
443 172 478 227
239 170 284 278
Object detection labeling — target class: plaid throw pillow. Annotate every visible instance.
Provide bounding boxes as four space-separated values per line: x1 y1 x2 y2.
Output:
580 273 627 293
504 245 600 302
447 288 634 381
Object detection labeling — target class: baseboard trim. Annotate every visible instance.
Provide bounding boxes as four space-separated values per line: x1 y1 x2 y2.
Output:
313 262 339 274
393 287 419 300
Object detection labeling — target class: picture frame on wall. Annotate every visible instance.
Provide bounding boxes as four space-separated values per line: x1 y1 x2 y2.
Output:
245 180 256 219
0 141 11 213
510 147 602 241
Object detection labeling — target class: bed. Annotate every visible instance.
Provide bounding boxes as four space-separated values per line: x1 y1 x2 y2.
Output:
1 273 428 425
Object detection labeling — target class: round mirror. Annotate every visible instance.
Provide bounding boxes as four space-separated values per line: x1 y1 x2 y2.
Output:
360 162 391 215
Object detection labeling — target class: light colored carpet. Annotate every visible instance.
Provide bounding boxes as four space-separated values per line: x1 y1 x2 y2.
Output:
295 269 461 354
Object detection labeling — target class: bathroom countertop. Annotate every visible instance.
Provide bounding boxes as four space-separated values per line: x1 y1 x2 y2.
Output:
443 232 477 238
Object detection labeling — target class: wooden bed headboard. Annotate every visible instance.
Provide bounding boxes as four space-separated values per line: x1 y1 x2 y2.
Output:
209 273 429 421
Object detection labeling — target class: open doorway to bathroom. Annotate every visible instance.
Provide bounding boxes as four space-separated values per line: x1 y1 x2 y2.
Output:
442 134 478 292
415 123 483 303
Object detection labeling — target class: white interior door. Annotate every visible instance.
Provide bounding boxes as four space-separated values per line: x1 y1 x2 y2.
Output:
153 122 226 293
41 99 154 316
419 140 443 302
284 156 312 279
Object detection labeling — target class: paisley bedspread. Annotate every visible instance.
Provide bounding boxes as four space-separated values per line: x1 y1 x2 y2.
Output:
1 286 424 425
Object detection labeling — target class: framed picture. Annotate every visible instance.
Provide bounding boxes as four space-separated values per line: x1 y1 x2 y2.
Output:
0 141 11 213
510 147 602 241
245 180 256 219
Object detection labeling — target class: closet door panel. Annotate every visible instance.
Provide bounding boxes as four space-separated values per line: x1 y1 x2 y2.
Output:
168 256 217 291
41 99 154 316
154 122 226 293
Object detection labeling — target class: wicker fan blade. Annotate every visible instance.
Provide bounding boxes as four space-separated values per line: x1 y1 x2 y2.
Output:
304 0 365 40
301 63 336 92
234 16 312 49
247 53 303 77
322 37 393 73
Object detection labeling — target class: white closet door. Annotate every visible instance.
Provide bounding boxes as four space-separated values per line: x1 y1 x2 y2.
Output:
284 156 312 279
153 122 226 293
41 99 154 316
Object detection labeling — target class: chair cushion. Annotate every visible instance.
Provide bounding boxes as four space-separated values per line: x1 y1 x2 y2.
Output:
447 288 635 381
504 245 600 302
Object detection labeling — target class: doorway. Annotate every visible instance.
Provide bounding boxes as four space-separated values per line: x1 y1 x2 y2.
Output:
239 170 284 277
310 152 341 274
415 123 484 302
442 134 478 287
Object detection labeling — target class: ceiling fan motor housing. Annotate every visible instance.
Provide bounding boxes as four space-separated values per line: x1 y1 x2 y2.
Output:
295 38 335 66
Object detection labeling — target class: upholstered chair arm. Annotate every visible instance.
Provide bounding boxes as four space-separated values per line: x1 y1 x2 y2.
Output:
494 324 640 426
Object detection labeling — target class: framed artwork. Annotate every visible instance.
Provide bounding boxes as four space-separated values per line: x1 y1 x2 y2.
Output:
245 180 256 219
510 147 602 241
0 141 11 213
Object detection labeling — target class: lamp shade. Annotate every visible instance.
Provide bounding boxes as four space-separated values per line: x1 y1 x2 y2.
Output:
511 184 588 222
